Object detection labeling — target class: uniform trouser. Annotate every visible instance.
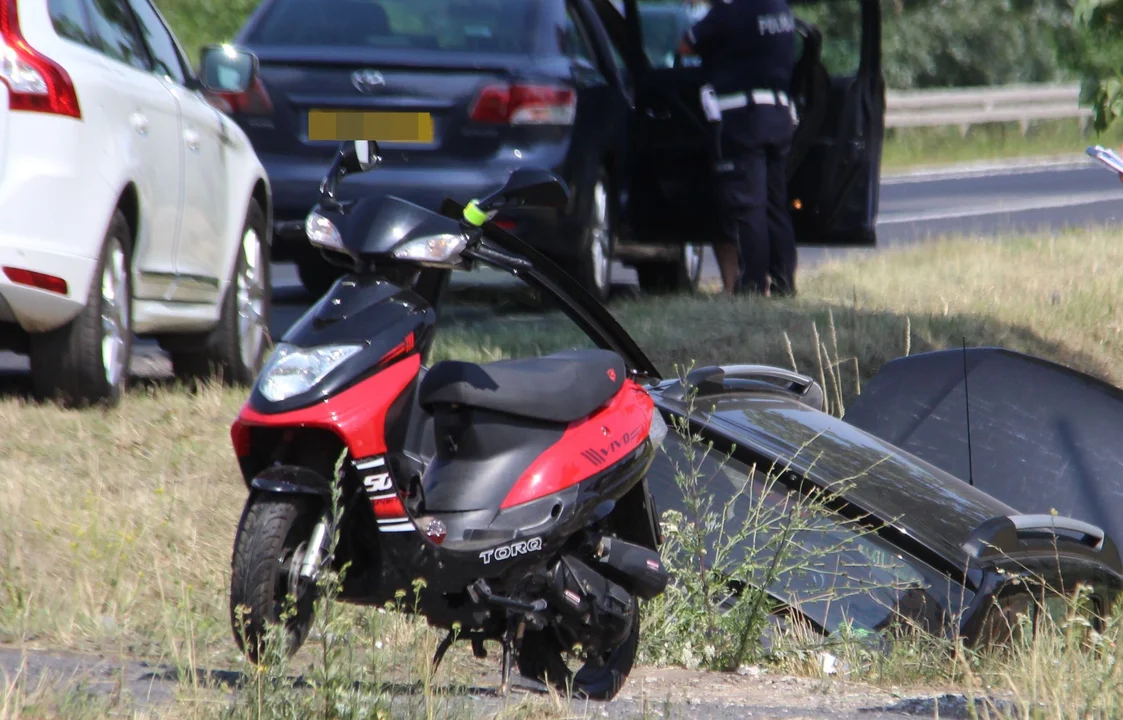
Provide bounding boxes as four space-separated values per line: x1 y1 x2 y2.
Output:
714 104 797 295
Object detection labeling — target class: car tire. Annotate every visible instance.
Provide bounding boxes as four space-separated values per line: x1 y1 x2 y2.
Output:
28 209 133 409
167 200 272 387
635 241 704 295
295 249 344 299
566 169 614 303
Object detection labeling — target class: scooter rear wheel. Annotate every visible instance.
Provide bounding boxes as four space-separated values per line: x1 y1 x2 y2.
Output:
516 596 640 701
229 494 321 663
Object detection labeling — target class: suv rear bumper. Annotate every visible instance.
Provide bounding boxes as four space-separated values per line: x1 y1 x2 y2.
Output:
0 248 96 332
0 113 104 334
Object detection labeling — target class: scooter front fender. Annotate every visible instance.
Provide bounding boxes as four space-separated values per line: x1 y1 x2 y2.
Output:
250 465 333 497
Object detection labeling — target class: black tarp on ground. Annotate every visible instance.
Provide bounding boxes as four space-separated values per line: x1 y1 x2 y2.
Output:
843 347 1123 547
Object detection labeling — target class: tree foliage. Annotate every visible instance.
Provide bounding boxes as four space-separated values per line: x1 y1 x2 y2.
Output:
1061 0 1123 131
799 0 1079 89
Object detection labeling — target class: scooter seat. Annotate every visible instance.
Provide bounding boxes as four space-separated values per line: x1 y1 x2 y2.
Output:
419 348 627 423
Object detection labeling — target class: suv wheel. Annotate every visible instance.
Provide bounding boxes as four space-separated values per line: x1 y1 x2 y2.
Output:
636 241 704 295
167 200 272 387
567 170 614 303
29 209 133 408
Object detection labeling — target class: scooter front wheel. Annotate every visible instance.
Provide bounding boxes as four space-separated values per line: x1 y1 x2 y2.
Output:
229 493 322 663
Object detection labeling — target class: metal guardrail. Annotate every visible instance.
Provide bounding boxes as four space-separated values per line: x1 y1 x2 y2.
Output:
885 82 1091 132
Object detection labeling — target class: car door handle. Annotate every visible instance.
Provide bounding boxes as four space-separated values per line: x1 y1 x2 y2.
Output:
184 129 201 153
645 108 671 120
129 112 149 136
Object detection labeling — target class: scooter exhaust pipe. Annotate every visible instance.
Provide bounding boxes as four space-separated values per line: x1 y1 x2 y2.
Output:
593 536 671 600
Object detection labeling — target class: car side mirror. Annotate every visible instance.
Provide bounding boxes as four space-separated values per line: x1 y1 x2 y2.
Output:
198 44 258 93
483 168 570 212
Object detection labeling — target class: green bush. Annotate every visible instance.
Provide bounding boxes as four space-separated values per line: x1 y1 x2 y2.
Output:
156 0 258 62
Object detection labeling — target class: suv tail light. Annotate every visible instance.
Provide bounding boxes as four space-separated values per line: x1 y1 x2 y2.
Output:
204 77 274 116
0 0 81 118
3 266 68 295
469 83 576 125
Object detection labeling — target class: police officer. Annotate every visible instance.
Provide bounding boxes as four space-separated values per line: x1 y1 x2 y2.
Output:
679 0 799 297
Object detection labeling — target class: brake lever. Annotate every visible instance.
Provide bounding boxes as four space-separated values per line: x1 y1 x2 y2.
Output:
462 240 532 270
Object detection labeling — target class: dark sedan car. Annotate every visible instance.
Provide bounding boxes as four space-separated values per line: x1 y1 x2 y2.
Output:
645 363 1123 646
214 0 635 299
209 0 886 299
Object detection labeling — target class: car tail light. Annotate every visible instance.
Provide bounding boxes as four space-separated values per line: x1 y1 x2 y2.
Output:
204 77 274 116
0 0 81 118
2 266 68 295
469 83 576 125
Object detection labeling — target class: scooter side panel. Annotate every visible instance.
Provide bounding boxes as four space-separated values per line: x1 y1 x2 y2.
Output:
378 438 657 602
502 381 655 508
419 412 566 513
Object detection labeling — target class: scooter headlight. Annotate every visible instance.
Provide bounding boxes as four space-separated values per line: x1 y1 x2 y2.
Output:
258 342 364 402
305 211 344 251
392 233 467 267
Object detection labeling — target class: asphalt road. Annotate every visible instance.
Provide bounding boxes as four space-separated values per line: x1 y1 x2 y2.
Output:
4 158 1123 378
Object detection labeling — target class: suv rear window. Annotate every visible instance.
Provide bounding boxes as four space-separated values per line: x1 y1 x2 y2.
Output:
246 0 539 53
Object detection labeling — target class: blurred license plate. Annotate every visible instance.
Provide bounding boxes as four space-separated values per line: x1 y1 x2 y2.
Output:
307 110 434 144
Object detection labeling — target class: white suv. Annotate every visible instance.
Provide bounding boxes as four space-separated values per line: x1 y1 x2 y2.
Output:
0 0 273 407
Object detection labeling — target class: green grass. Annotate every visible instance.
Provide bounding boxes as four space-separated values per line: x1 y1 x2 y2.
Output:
879 119 1123 171
7 225 1123 716
156 0 256 64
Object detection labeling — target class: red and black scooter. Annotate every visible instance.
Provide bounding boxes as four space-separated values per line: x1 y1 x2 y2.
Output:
228 141 671 699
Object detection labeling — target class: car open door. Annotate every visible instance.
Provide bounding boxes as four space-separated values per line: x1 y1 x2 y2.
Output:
787 0 884 246
617 0 884 248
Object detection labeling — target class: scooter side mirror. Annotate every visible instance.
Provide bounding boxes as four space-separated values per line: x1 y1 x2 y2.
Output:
335 139 381 176
352 140 380 172
319 140 382 208
481 167 570 212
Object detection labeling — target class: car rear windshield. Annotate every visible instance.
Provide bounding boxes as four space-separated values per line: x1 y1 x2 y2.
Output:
245 0 539 53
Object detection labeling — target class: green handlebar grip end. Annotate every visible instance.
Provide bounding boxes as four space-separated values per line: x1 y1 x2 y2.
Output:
463 200 488 227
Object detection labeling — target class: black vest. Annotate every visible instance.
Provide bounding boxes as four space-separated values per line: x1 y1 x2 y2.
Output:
688 0 797 95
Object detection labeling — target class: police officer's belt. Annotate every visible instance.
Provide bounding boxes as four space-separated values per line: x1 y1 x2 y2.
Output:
716 89 791 111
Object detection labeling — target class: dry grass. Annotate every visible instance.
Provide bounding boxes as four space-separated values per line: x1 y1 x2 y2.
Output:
3 224 1123 716
435 225 1123 407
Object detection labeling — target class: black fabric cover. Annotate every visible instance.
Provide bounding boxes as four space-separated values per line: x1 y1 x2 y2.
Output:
843 347 1123 548
419 349 627 423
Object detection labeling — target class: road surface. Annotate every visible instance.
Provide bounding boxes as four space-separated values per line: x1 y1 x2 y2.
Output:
3 159 1122 378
